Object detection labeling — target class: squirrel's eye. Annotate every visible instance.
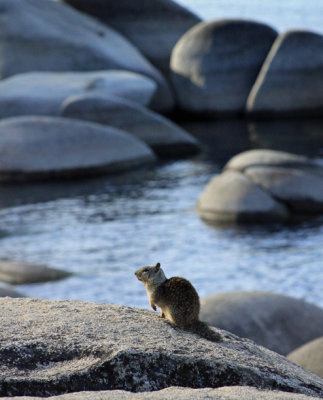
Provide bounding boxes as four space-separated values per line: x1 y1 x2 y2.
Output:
144 268 149 273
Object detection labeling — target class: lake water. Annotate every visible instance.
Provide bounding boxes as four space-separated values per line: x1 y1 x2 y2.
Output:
1 1 323 310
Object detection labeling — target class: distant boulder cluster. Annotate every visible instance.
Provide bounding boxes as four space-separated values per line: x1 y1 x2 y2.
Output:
0 0 323 217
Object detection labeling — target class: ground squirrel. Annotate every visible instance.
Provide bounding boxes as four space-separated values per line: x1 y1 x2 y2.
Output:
135 262 221 342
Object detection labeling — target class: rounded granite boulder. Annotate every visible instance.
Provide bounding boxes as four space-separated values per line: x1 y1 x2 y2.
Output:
60 94 200 158
197 149 323 223
247 30 323 116
170 19 277 114
195 170 289 223
0 116 156 182
0 0 173 111
0 261 71 285
287 337 323 379
200 291 323 355
0 70 157 119
62 0 201 81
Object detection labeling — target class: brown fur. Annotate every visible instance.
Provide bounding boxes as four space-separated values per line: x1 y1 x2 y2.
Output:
135 263 221 342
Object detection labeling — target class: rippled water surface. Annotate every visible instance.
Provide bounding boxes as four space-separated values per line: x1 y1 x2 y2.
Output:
1 121 323 308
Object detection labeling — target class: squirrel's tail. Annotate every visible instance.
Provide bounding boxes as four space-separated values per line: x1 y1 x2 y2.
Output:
188 320 222 342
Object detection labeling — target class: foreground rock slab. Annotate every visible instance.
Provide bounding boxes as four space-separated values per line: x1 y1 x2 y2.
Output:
288 337 323 379
0 116 155 182
247 30 323 116
2 386 321 400
200 291 323 355
0 298 322 397
63 0 201 81
60 94 200 158
0 261 71 284
171 19 277 114
0 71 157 119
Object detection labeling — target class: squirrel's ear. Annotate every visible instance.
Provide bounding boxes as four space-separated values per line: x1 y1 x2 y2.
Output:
156 262 161 270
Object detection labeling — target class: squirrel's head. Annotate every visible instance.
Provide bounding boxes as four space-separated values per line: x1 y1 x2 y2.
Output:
135 262 166 287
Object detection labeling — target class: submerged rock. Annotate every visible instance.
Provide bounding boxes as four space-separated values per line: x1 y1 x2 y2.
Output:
0 0 173 111
200 291 323 355
288 337 323 379
0 70 157 119
170 19 277 114
0 261 71 285
62 0 201 81
0 284 25 298
60 94 200 158
0 298 322 397
247 30 323 116
1 386 322 400
0 116 155 182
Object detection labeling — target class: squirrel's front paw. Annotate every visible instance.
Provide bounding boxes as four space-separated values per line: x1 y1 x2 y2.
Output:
151 304 157 311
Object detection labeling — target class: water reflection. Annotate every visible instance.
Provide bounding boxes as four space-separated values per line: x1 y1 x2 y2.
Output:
249 118 323 158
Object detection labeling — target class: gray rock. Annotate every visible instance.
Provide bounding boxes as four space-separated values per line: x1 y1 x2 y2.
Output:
195 171 289 223
288 337 323 379
170 19 277 114
0 0 173 111
244 166 323 213
0 298 322 397
0 284 25 298
224 149 317 172
200 291 323 356
0 261 71 285
62 0 201 82
247 30 323 116
0 70 157 119
2 386 321 400
0 116 156 182
60 94 200 158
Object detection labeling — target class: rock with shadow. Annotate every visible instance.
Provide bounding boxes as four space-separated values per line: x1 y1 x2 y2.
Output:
0 70 157 119
288 337 323 379
0 0 173 111
60 94 200 159
62 0 201 83
0 116 156 182
247 30 323 116
196 149 323 224
200 291 323 356
170 19 277 115
0 261 71 285
0 298 322 397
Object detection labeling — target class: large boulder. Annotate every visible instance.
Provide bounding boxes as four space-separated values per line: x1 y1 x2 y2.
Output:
200 292 323 356
0 298 322 397
244 166 323 213
1 387 321 400
0 0 173 111
170 19 277 114
60 94 200 158
247 30 323 116
62 0 201 81
0 116 156 182
0 70 157 119
0 261 71 284
288 337 323 379
196 149 323 224
195 170 289 223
